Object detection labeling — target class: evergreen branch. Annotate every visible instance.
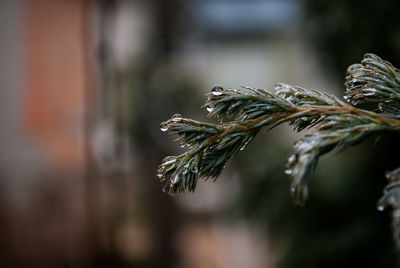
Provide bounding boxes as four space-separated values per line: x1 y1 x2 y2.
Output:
157 53 400 254
158 84 400 199
344 53 400 117
158 84 346 195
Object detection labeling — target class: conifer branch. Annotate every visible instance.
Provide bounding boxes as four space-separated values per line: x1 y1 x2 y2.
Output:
158 82 400 199
157 53 400 249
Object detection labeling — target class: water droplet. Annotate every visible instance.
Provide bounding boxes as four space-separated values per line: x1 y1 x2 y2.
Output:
171 174 179 184
162 157 176 166
351 101 357 106
285 169 293 175
377 205 385 211
386 171 392 179
288 154 296 164
206 106 214 113
160 122 168 131
172 114 182 119
212 91 223 96
192 166 199 173
211 85 224 96
290 187 296 193
183 164 189 174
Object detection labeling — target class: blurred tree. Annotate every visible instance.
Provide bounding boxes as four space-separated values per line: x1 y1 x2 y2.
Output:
91 0 206 267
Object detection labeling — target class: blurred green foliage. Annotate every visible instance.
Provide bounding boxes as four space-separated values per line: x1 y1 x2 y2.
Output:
237 135 400 267
303 0 400 84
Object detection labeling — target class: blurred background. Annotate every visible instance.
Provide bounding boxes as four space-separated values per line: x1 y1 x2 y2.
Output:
1 0 400 267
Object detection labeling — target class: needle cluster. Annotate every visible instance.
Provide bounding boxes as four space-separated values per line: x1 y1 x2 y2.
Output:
157 54 400 250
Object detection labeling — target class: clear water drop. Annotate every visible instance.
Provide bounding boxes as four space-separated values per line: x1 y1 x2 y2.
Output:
240 139 252 151
162 156 175 163
386 171 392 179
211 85 224 96
284 169 293 175
212 91 223 96
377 205 385 211
183 164 189 174
192 166 198 173
157 173 163 179
171 174 179 184
160 122 168 131
162 157 176 166
288 154 296 164
206 106 214 113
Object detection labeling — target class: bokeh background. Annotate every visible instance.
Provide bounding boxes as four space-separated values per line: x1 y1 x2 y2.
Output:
1 0 400 267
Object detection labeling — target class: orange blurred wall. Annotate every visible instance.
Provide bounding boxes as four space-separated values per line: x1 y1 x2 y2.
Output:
22 0 91 170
